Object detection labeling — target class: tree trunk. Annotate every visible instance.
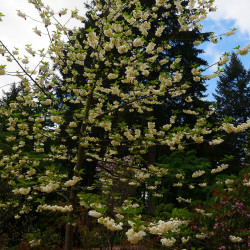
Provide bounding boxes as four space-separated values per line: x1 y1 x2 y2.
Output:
147 146 156 215
64 221 73 250
64 88 94 249
64 186 78 249
64 146 85 250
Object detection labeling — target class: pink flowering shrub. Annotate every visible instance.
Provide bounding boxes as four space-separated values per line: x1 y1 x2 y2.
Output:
190 168 249 249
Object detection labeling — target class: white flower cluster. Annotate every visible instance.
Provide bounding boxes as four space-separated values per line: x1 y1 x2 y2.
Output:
25 46 36 56
39 182 59 193
173 182 182 187
118 45 128 54
196 208 205 213
202 73 219 79
229 235 242 242
99 121 112 131
17 11 26 19
0 47 6 54
121 200 140 210
156 0 168 6
225 30 235 36
236 43 250 56
176 196 191 203
37 204 73 212
198 183 207 187
133 38 144 47
27 168 36 176
50 115 63 124
218 56 229 66
64 176 82 187
193 40 201 45
59 8 67 16
135 171 150 180
88 210 102 218
98 217 123 231
176 173 184 179
115 213 124 220
183 109 199 115
161 237 176 247
220 120 250 133
209 137 224 145
211 164 228 174
225 179 234 185
155 26 165 37
185 96 193 102
29 239 41 247
13 187 31 195
146 42 156 54
43 18 51 27
181 236 190 243
243 179 250 187
0 68 5 75
6 136 16 142
191 135 203 144
173 71 183 82
69 121 77 128
126 228 146 244
152 193 163 197
107 73 118 80
149 219 187 235
87 31 98 48
195 208 212 217
191 68 201 76
192 170 205 178
104 28 113 37
196 233 206 239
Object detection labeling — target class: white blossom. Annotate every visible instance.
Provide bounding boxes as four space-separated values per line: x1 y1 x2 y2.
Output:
126 228 146 244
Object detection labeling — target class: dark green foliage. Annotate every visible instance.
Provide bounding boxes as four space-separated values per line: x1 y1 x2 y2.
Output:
0 188 36 248
154 150 211 208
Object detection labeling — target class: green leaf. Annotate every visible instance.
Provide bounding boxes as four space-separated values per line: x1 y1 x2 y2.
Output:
146 116 156 121
233 45 240 50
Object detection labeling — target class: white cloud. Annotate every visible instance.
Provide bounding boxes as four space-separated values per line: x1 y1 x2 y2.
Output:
209 0 250 37
203 43 221 73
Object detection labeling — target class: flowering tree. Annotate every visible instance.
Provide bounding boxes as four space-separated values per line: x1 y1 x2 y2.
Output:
0 0 249 249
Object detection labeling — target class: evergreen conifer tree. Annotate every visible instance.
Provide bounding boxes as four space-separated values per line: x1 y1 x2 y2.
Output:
213 52 250 167
0 82 24 107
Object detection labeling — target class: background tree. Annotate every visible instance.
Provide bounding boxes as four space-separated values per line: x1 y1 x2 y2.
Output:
213 52 250 168
0 82 24 107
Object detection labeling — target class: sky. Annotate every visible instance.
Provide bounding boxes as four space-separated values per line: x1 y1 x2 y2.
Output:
0 0 250 101
200 0 250 100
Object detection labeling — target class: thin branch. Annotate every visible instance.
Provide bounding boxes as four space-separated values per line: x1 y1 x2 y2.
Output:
0 40 48 96
56 191 70 202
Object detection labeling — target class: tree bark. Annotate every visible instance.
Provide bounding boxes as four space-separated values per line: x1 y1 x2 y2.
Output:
64 89 94 249
64 145 86 250
64 221 73 250
146 146 156 215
